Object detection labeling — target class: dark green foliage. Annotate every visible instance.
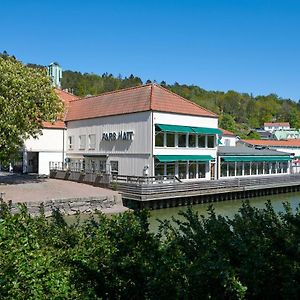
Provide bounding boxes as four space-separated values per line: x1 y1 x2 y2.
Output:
1 201 300 299
62 70 300 136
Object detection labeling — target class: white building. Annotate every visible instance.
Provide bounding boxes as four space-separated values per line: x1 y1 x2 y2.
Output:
65 84 221 181
264 122 290 132
22 89 79 175
219 128 238 146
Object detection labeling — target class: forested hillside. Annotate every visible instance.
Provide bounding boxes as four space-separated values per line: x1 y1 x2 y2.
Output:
61 70 300 138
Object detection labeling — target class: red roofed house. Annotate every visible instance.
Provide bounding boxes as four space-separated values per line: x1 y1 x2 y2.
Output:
65 84 222 180
22 88 80 174
219 128 238 146
264 122 290 132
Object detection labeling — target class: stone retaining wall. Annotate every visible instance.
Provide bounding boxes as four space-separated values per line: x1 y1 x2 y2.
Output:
7 194 122 217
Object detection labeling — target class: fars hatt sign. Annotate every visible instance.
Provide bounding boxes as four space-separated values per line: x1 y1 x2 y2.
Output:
102 130 134 141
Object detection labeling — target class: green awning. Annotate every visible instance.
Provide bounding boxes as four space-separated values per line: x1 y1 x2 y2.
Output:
156 124 222 135
222 156 291 162
156 155 214 162
155 124 192 133
192 127 222 135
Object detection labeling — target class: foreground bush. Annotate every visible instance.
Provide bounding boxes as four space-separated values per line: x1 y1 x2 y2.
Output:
0 200 299 299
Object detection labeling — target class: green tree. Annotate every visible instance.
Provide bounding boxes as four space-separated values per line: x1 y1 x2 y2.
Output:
0 55 63 163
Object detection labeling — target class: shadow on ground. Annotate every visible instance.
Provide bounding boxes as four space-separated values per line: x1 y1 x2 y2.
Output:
0 172 46 185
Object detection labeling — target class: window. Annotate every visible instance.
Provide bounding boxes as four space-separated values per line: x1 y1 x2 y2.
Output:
207 135 215 148
236 162 243 176
99 161 106 172
178 134 187 147
221 162 228 177
155 132 164 147
198 163 206 178
110 161 119 175
166 133 175 147
251 162 257 175
166 163 175 176
282 162 288 173
271 162 277 174
79 135 86 150
224 139 230 146
198 135 206 148
155 163 165 177
68 136 74 150
178 163 187 179
244 162 250 175
264 162 270 174
229 162 235 176
189 162 197 179
188 134 196 148
88 134 96 150
258 162 264 174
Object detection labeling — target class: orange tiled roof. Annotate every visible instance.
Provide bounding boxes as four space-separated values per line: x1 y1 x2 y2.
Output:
264 122 290 126
242 139 300 147
43 88 80 129
65 84 217 121
219 128 235 136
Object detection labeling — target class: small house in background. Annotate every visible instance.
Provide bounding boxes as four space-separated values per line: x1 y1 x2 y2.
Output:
264 122 290 132
48 62 62 89
219 128 238 146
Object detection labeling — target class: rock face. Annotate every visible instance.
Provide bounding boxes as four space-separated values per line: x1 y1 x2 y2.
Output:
6 194 123 217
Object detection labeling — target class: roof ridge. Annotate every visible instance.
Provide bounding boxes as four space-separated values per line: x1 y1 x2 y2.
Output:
72 83 151 103
153 84 218 117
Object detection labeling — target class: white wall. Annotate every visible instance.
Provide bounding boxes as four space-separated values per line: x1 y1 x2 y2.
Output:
24 128 66 152
67 111 152 156
39 152 63 175
220 136 237 147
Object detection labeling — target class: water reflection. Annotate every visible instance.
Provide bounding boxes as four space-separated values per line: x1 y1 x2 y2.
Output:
148 192 300 232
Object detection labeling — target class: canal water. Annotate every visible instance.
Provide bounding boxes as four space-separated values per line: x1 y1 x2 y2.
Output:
64 192 300 233
148 192 300 232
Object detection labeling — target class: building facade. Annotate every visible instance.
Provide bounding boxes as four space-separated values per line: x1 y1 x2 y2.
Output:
22 89 79 175
65 84 221 180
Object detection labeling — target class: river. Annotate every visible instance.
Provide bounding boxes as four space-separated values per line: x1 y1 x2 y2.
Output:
148 191 300 232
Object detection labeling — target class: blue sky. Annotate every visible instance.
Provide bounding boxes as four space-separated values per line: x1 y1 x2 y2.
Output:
1 0 300 100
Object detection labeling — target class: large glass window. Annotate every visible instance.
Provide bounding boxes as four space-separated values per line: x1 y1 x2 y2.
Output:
221 162 228 177
198 163 206 178
271 162 277 174
264 162 270 174
178 134 187 147
155 132 164 147
228 162 235 176
282 162 288 173
166 163 175 176
207 135 215 148
188 134 196 147
258 162 264 174
166 133 175 147
198 135 206 148
189 162 197 179
178 163 187 179
155 163 165 177
251 162 257 175
278 162 283 173
236 162 243 176
244 162 250 175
